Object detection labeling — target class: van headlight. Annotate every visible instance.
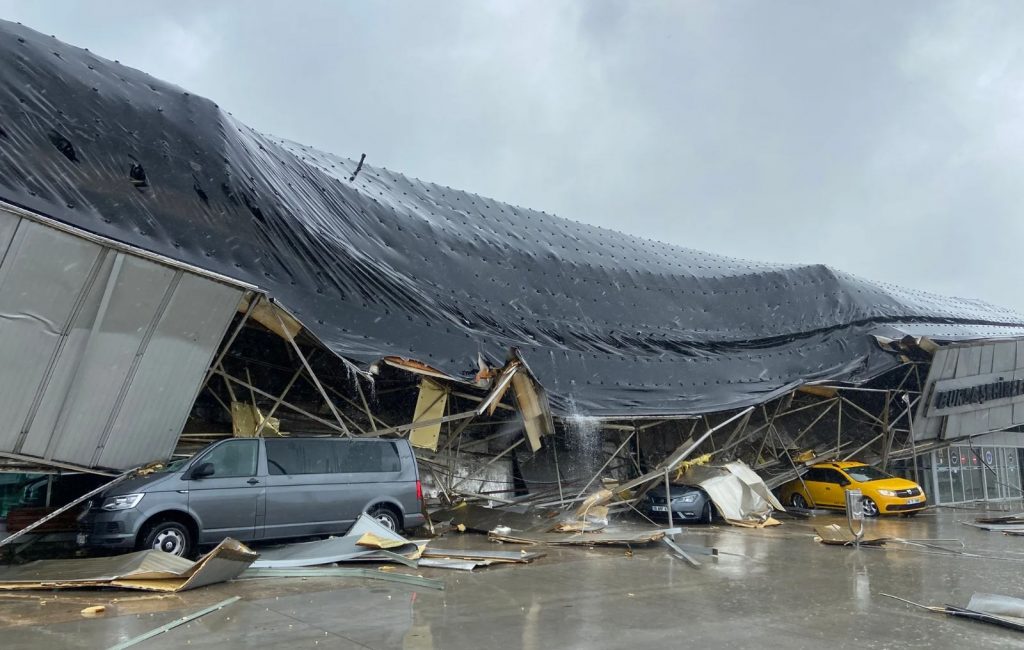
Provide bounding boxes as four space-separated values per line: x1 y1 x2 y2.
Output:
101 493 144 511
877 489 897 497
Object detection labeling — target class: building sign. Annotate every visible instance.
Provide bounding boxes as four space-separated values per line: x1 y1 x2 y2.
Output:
915 339 1024 441
928 372 1024 417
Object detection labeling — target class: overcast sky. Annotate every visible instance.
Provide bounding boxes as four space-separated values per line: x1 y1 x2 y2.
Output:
3 1 1023 312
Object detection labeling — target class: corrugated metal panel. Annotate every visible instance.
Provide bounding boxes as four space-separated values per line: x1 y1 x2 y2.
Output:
0 220 102 450
96 273 241 468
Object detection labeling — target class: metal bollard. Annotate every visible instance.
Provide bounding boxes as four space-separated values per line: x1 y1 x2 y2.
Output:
845 488 865 548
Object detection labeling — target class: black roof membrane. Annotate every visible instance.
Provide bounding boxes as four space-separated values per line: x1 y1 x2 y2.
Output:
2 20 1023 417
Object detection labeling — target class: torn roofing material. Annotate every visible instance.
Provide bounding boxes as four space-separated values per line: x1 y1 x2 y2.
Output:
2 21 1024 417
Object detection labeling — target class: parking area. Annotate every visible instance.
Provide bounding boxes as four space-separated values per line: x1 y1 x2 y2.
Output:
2 508 1022 649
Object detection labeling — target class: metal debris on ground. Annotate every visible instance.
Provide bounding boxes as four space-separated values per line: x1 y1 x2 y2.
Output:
974 514 1024 525
422 547 545 563
882 592 1024 633
814 526 971 556
239 567 444 590
551 489 612 532
663 537 701 568
249 513 424 568
107 596 241 650
487 527 680 546
963 515 1024 533
418 547 545 570
417 559 482 571
814 525 887 546
0 538 256 592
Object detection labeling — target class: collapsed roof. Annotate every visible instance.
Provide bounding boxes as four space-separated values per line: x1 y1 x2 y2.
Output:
2 20 1023 418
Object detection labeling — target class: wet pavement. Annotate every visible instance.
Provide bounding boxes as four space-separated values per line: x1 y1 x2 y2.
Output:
3 507 1023 649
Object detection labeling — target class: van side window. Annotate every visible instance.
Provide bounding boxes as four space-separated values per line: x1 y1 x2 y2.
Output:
265 439 303 475
338 441 401 473
265 439 402 475
265 439 342 475
197 440 257 478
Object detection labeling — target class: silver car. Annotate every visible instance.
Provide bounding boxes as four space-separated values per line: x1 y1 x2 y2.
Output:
79 437 424 557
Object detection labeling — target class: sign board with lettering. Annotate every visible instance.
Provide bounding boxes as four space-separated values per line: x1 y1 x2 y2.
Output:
915 339 1024 441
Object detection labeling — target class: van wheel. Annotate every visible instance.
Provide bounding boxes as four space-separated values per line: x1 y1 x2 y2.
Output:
138 519 193 558
368 505 401 532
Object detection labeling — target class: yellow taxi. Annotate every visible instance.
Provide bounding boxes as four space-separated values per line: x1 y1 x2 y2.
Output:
779 461 926 517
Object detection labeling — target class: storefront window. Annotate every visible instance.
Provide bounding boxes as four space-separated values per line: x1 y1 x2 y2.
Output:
929 444 1024 504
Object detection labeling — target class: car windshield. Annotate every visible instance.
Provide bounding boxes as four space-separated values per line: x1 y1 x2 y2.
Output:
844 465 892 482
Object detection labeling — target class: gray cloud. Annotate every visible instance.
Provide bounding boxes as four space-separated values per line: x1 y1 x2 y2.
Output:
2 0 1022 310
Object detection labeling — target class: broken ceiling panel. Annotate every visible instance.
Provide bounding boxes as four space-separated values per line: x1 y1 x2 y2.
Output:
410 378 448 451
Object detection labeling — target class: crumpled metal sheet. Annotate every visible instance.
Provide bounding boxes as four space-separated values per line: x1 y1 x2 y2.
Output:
249 513 422 568
2 21 1024 417
487 527 675 546
679 460 786 524
0 538 257 591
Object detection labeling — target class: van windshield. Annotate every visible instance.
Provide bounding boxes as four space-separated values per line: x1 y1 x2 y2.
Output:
153 457 191 473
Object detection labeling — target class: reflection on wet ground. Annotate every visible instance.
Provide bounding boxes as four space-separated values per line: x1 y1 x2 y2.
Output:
3 508 1024 649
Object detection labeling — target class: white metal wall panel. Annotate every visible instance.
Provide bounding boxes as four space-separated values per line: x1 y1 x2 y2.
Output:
0 221 103 451
916 348 950 440
0 206 245 470
96 273 242 468
948 344 992 439
954 345 982 378
38 255 178 463
992 341 1017 372
17 252 116 451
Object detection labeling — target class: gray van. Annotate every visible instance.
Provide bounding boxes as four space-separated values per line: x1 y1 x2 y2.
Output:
78 437 424 557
